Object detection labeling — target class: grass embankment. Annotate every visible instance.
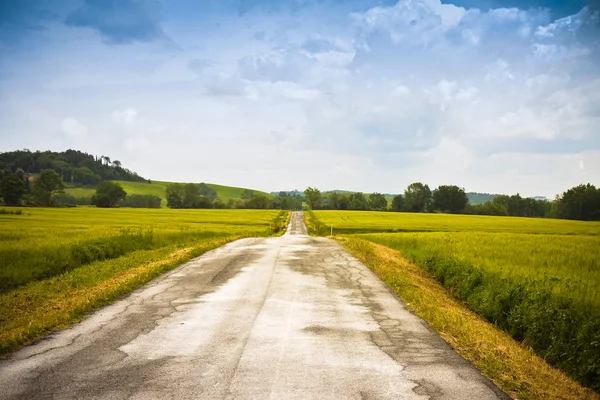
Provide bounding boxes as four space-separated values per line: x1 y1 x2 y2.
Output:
338 237 596 400
308 210 600 398
0 208 287 355
65 180 272 207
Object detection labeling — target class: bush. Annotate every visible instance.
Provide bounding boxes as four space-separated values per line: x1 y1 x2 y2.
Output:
120 194 161 208
0 208 22 215
52 193 90 206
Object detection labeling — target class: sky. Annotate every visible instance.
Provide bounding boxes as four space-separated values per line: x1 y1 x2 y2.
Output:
1 0 599 197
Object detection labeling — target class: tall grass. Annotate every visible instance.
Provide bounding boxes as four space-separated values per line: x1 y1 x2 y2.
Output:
0 208 282 292
362 232 600 308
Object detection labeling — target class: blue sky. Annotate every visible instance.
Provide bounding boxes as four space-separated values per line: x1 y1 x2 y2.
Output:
1 0 599 197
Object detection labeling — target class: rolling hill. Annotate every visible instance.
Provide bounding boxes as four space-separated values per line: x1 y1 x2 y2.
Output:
65 180 271 207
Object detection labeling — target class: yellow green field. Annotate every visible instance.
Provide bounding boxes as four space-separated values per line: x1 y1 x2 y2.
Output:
64 180 272 206
310 210 600 394
0 207 287 354
313 210 600 235
362 232 600 307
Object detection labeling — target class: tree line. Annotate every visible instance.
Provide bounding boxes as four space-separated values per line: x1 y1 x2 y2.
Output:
0 169 160 208
0 149 147 187
303 182 600 221
164 184 304 210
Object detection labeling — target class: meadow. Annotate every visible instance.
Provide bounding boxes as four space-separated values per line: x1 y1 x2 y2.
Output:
65 180 272 206
312 209 600 235
310 210 600 395
0 207 287 354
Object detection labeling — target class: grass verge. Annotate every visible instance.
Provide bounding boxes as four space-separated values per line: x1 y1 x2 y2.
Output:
337 236 598 400
0 235 243 356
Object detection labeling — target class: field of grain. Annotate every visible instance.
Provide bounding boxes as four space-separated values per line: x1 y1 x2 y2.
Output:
363 232 600 307
0 207 287 354
0 208 284 292
310 210 600 392
312 210 600 235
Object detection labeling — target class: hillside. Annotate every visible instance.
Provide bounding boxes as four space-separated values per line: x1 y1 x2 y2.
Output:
65 180 271 207
0 149 146 184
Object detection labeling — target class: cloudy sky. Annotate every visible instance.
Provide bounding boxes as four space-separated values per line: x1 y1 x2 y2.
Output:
1 0 599 197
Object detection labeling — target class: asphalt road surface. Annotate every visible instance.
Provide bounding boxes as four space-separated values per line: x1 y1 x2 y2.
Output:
0 212 508 399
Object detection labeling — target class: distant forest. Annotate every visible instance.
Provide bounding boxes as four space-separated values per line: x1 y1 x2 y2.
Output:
0 149 146 186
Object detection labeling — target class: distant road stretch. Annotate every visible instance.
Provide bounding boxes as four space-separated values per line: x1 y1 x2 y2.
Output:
0 212 507 399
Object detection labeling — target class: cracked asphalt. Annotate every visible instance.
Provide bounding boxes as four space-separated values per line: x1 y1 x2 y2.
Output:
0 212 508 399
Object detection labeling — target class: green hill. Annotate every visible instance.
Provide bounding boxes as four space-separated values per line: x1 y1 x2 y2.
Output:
65 180 271 207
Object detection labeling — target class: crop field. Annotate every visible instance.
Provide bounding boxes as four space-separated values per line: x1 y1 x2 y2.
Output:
363 232 600 307
0 207 284 292
0 207 287 354
312 210 600 235
310 210 600 393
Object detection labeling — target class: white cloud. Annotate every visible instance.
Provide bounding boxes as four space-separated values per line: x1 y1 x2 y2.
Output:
353 0 467 45
111 108 138 127
61 118 88 138
125 135 152 152
484 60 515 83
391 85 410 96
455 87 478 101
247 81 321 101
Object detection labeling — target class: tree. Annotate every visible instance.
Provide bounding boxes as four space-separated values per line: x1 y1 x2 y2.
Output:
166 183 184 208
431 185 468 214
279 192 302 210
212 198 226 209
195 196 213 208
73 167 100 186
198 182 217 201
304 187 322 210
391 194 404 212
245 194 269 209
348 192 368 210
327 192 340 210
0 149 147 184
556 184 600 221
368 192 388 210
337 194 349 210
183 183 201 208
466 201 508 216
120 194 161 208
492 194 549 218
241 189 256 200
0 172 26 205
91 181 127 208
33 169 65 206
404 182 431 212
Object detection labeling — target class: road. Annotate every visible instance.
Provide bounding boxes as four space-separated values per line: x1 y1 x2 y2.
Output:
0 212 507 399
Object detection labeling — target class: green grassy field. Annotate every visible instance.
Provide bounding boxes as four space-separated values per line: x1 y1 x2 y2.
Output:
0 207 283 292
0 207 288 354
64 180 272 206
313 210 600 235
310 210 600 393
362 232 600 308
